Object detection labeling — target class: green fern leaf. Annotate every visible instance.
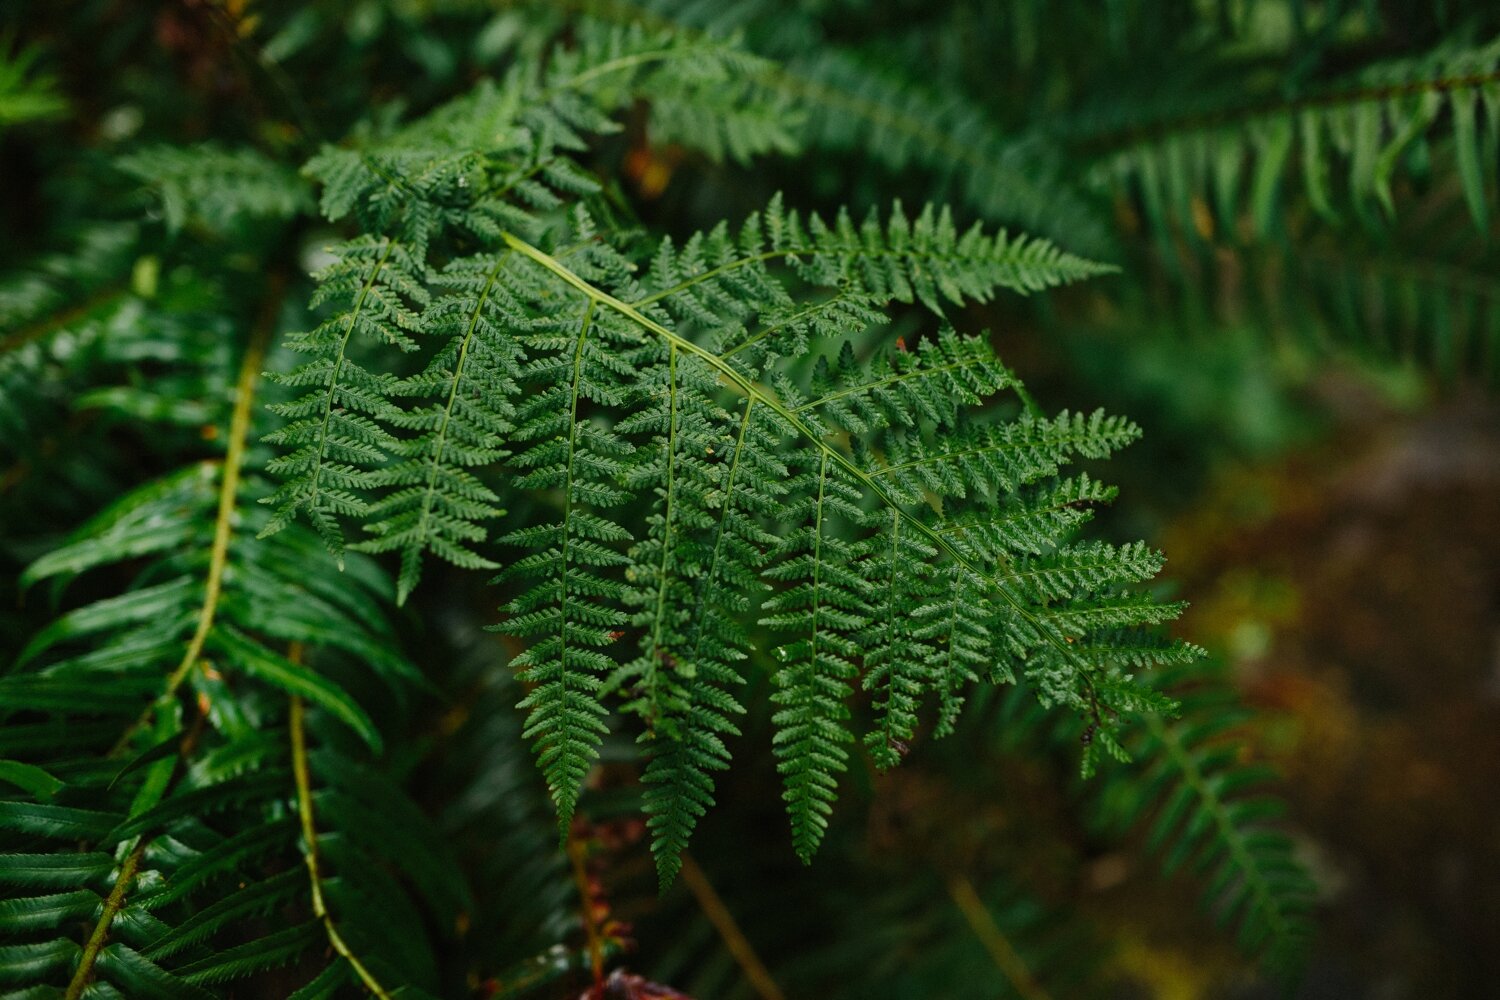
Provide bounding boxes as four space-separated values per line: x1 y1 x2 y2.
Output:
262 237 426 556
498 291 636 827
356 253 521 602
762 450 869 862
1085 35 1500 236
474 198 1184 868
116 144 311 234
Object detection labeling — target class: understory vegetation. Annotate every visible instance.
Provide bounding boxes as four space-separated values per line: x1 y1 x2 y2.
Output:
4 2 1497 997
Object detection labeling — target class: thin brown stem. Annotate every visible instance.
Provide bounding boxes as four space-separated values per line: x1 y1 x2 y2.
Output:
566 826 606 987
678 855 786 1000
948 877 1053 1000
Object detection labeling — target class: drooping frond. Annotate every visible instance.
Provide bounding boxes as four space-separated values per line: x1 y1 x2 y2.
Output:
1267 241 1500 384
261 236 427 556
464 198 1187 870
3 299 454 996
761 448 868 862
1093 172 1500 386
496 288 636 828
262 190 1112 595
547 0 1114 252
1079 34 1500 236
357 253 522 601
1093 667 1319 978
617 365 785 884
773 47 1113 253
539 20 802 165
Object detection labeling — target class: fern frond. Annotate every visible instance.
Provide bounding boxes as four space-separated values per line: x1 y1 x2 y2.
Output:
4 312 445 997
998 540 1166 605
0 699 443 996
0 702 300 997
859 507 941 769
1273 241 1500 383
629 387 785 885
479 200 1185 868
20 474 392 754
775 47 1113 252
550 0 1114 251
302 20 794 253
357 253 521 602
934 472 1119 559
289 698 462 997
1201 202 1500 382
1084 34 1500 235
262 236 426 556
874 409 1140 509
117 144 312 234
635 196 1112 352
541 20 802 164
762 450 869 862
266 26 809 583
797 331 1013 437
498 293 636 828
1095 671 1319 977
